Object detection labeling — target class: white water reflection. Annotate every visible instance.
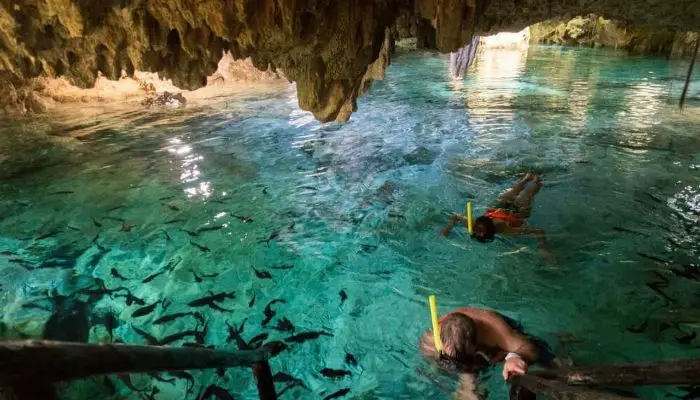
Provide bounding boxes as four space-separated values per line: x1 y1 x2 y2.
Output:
166 137 212 199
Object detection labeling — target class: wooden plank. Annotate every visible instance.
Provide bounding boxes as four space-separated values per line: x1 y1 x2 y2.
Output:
510 374 634 400
0 340 269 384
533 358 700 386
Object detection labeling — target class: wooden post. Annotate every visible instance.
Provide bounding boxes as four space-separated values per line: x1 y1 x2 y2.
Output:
252 361 278 400
680 37 699 110
532 358 700 386
510 374 634 400
0 340 269 384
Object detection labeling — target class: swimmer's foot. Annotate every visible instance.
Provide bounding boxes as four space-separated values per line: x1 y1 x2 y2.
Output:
523 172 536 182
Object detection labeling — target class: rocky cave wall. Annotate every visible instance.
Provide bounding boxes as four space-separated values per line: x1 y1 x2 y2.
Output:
1 0 699 122
530 15 699 57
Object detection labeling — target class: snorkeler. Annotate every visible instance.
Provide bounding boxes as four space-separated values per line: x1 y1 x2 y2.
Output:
441 173 548 250
420 307 547 381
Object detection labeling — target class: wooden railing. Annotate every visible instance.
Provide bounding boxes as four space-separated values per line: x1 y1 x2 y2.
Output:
0 340 278 400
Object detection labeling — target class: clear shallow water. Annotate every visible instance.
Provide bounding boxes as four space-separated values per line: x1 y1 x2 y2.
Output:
1 45 700 399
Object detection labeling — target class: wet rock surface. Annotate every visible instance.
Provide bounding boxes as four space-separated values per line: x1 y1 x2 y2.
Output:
1 0 699 121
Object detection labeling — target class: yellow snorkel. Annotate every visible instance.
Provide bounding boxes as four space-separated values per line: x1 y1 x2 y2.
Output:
466 202 473 235
428 295 444 353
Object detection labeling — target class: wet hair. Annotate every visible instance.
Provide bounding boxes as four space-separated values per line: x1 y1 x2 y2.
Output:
472 216 495 243
419 314 486 373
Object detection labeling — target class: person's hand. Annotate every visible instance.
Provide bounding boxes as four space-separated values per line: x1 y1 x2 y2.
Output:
503 355 528 381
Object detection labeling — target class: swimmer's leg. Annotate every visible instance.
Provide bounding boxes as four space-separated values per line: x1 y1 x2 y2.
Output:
497 173 534 205
514 176 542 218
441 213 467 236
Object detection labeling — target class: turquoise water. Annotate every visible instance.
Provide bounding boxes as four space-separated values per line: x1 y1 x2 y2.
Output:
1 45 700 399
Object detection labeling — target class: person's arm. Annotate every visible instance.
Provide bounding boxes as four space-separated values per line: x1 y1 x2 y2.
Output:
440 213 466 237
479 312 540 380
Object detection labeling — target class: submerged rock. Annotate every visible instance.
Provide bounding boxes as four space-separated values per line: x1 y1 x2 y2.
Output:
403 146 438 165
143 91 187 108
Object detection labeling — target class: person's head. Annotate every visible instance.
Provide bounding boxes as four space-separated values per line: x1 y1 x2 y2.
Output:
472 216 495 243
420 313 480 371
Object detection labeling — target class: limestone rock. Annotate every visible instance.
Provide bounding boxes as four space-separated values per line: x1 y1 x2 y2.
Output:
1 0 699 122
529 15 698 56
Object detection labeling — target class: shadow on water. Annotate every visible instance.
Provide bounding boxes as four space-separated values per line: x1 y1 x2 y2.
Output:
0 45 699 399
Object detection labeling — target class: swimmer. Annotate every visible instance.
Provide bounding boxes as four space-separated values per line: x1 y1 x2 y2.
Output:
441 173 548 250
420 307 554 398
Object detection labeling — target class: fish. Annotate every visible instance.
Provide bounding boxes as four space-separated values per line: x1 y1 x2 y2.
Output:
284 331 333 344
142 270 166 283
132 326 159 345
225 320 250 350
35 229 63 240
49 191 74 195
153 312 205 325
164 219 185 224
320 368 351 378
0 250 16 256
115 290 146 306
270 264 294 270
264 340 289 356
91 217 102 228
274 317 295 333
613 226 648 237
183 229 200 237
21 303 51 311
147 372 177 385
117 374 146 392
248 333 269 348
159 195 176 201
187 291 236 311
87 249 108 269
272 372 308 390
164 203 180 211
252 267 272 280
131 300 161 318
360 244 378 253
646 282 675 306
197 225 225 233
339 290 347 306
66 225 80 231
210 197 232 204
258 230 280 244
192 271 220 283
627 320 648 334
190 241 211 253
388 212 406 220
120 223 135 232
231 214 253 223
104 216 126 223
159 328 200 346
676 331 697 345
104 312 118 341
262 299 286 326
199 385 235 400
110 268 128 281
671 267 699 281
262 187 269 195
248 293 256 308
9 259 36 270
323 388 351 400
638 252 671 265
167 371 195 395
345 352 358 366
161 230 172 241
106 205 125 213
142 386 160 400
